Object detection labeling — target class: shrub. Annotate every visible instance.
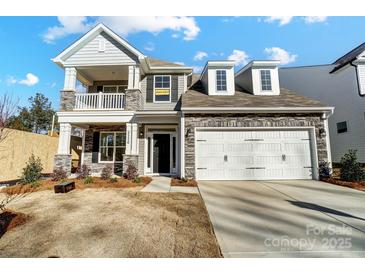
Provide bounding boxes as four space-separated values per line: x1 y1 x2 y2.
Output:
101 166 113 180
124 161 138 180
318 161 332 179
340 149 365 182
134 177 141 184
51 167 67 181
109 177 118 183
84 176 93 184
21 154 43 186
76 164 91 179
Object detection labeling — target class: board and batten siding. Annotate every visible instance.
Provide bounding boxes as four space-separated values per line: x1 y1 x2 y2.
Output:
280 64 365 163
63 32 138 66
140 74 185 110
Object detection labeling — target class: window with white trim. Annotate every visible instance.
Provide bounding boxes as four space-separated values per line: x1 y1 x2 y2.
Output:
154 75 171 102
103 85 127 93
216 70 227 91
336 121 348 134
260 70 272 91
99 132 126 162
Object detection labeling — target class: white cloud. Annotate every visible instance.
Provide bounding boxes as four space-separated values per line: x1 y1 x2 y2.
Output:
101 16 200 41
144 42 155 52
50 82 57 88
228 49 249 66
43 16 90 43
264 47 298 65
19 73 39 86
193 51 208 61
304 16 328 24
264 16 293 26
6 76 17 86
6 73 39 86
43 16 200 43
193 66 203 73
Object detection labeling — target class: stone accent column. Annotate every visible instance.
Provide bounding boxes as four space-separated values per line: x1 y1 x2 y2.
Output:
60 90 75 111
124 89 142 111
54 154 72 176
122 155 139 175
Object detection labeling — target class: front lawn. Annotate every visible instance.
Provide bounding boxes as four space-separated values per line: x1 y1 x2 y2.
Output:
0 188 221 257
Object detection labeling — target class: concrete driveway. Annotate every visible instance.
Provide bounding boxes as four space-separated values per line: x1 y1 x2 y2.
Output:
198 180 365 257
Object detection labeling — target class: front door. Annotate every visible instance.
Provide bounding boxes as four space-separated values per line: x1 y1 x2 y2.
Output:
153 134 171 173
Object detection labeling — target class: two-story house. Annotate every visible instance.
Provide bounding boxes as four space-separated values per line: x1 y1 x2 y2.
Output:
280 43 365 164
54 23 333 181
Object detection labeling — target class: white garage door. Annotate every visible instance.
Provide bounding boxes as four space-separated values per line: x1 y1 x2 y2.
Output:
196 129 314 180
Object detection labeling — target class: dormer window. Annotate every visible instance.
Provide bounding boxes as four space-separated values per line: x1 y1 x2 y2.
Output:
216 70 227 91
154 75 171 102
260 70 272 91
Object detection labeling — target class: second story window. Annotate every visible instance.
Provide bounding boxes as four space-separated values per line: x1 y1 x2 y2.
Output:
337 121 348 134
154 75 171 102
260 70 272 91
216 70 227 91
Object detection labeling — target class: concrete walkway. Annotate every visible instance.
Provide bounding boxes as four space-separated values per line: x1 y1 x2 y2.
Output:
141 176 199 194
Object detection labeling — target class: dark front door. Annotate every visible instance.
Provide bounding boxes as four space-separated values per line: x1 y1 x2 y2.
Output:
153 134 170 173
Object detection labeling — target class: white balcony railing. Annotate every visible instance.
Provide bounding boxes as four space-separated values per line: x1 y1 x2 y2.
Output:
74 92 125 110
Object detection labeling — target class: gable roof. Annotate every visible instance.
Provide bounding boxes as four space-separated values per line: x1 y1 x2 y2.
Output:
331 42 365 73
182 80 331 111
146 57 184 68
52 23 145 66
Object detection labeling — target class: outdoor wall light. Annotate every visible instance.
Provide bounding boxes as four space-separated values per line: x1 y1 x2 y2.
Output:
185 128 191 138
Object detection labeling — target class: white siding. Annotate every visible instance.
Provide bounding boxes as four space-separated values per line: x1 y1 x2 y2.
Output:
63 32 138 66
280 65 365 163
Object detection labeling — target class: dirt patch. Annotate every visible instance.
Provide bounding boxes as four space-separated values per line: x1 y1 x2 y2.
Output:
171 178 198 187
321 177 365 191
1 177 153 195
0 210 29 238
0 189 221 258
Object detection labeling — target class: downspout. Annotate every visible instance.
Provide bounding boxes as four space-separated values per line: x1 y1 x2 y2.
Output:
350 61 365 97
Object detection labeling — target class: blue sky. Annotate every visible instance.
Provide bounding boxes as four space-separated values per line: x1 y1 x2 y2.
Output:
1 16 365 109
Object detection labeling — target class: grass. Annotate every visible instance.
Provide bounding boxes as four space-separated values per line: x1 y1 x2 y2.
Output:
171 178 198 187
0 176 153 195
0 189 221 258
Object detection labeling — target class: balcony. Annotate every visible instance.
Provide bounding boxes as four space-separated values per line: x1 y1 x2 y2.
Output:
74 92 125 110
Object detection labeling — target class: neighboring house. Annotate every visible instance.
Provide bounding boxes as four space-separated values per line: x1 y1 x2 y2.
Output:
280 43 365 164
54 23 333 181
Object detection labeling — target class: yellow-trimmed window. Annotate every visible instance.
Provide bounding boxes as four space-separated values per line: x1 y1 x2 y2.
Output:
154 75 171 102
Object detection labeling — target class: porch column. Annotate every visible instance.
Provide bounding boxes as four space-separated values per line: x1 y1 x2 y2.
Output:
125 122 138 155
63 67 77 91
54 123 72 175
57 123 72 154
133 66 140 89
127 65 135 90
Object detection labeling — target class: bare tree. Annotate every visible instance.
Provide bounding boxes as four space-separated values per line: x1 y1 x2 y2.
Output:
0 93 18 144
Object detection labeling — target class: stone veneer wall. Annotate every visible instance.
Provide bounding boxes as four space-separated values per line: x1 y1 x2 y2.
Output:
54 154 72 176
124 89 143 111
60 90 75 111
184 113 328 178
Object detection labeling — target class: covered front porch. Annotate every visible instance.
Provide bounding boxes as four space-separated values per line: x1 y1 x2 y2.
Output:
54 112 183 177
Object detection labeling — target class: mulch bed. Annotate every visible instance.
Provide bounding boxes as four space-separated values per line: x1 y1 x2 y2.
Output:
321 177 365 191
0 176 153 195
0 210 29 238
171 178 198 187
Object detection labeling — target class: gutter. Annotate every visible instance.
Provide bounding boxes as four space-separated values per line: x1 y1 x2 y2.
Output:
181 106 335 115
